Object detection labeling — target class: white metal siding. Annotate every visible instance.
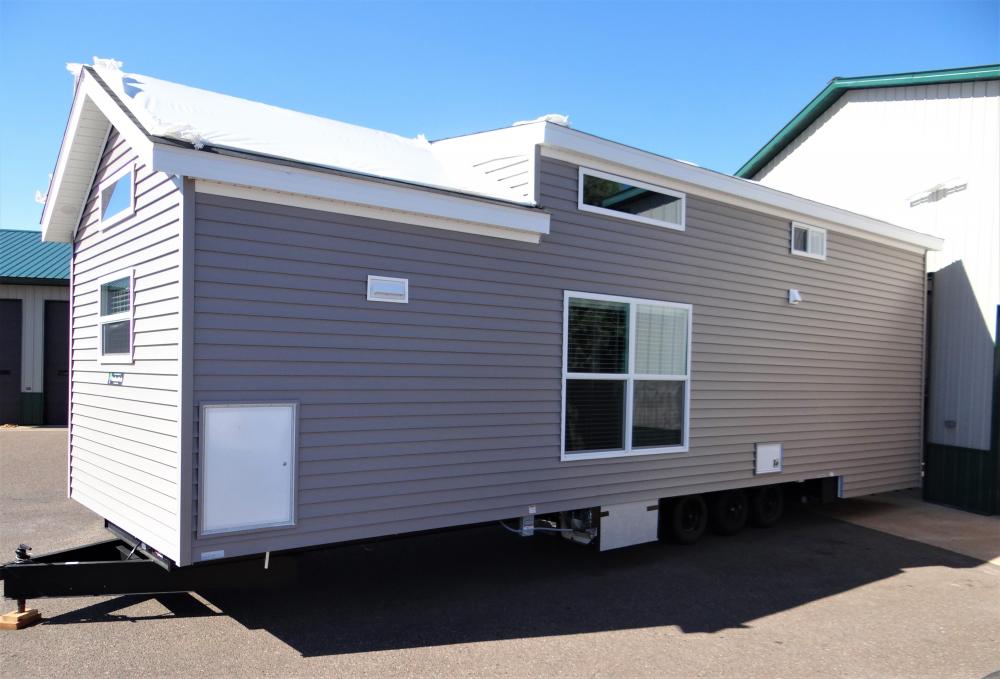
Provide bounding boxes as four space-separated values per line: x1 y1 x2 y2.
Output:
69 128 183 560
755 80 1000 451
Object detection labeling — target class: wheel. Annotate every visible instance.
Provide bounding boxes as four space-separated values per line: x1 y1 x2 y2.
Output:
709 489 749 535
665 494 708 544
750 485 785 527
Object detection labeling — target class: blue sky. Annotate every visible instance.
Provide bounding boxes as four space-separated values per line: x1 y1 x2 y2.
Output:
1 0 997 231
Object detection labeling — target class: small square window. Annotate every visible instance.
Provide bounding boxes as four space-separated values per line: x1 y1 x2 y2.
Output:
790 222 826 260
100 165 135 229
98 273 133 362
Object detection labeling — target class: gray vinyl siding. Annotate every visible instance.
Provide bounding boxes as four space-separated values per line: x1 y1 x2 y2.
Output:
69 128 183 561
755 80 999 453
187 156 926 562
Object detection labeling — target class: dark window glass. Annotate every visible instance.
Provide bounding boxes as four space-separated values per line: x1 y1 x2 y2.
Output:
101 171 132 221
792 226 809 252
568 298 628 373
565 379 625 452
102 320 131 355
632 381 684 448
101 277 130 316
582 173 682 225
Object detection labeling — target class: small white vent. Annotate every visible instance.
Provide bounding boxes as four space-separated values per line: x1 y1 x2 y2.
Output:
367 276 409 303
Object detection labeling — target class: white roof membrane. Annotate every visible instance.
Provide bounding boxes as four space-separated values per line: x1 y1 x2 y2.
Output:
80 59 533 204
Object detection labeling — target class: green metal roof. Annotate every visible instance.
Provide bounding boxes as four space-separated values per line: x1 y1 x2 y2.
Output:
0 229 71 284
736 64 1000 179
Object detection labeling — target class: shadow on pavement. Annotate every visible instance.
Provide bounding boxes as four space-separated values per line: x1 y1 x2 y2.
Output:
44 592 221 624
37 507 984 655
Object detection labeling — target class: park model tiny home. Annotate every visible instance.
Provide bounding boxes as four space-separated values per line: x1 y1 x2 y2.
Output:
41 60 942 567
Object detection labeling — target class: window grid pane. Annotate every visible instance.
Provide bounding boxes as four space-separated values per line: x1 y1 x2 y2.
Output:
792 226 808 252
101 278 131 316
565 379 626 452
102 320 131 355
567 298 628 374
635 305 688 375
632 380 685 448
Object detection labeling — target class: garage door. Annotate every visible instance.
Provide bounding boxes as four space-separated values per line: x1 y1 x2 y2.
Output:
44 300 69 426
0 299 22 424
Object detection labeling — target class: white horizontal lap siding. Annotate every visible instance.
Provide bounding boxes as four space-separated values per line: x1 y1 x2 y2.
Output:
70 128 183 560
186 156 926 562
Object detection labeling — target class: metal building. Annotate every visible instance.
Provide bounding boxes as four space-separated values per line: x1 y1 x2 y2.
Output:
0 229 71 425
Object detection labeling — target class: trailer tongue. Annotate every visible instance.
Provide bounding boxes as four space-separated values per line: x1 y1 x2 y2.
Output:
0 523 297 629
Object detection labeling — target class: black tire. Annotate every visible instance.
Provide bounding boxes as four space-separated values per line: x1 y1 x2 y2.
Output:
709 489 749 535
750 485 785 528
665 495 708 545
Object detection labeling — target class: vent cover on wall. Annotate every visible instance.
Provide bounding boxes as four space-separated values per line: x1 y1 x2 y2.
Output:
367 276 409 303
755 442 783 474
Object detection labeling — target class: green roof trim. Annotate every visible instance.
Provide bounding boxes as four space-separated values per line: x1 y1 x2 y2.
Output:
0 229 71 284
736 64 1000 179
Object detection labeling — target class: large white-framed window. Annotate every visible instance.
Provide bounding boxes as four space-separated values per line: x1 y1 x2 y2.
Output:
790 222 827 260
97 269 135 365
98 162 136 230
578 167 686 231
561 291 692 461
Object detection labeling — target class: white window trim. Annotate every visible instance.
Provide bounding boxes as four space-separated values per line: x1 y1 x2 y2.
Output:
561 291 692 461
578 167 686 231
98 162 137 231
97 269 135 365
790 221 827 260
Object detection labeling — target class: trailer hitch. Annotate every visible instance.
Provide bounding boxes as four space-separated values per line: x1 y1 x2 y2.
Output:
1 545 42 630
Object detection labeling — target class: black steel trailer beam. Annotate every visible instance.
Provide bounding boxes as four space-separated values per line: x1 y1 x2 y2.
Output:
1 539 297 601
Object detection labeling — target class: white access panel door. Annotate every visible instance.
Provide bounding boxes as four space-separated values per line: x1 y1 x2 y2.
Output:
200 403 297 535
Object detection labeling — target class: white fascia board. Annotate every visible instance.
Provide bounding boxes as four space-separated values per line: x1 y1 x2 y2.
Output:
154 144 550 243
541 124 943 253
41 70 155 243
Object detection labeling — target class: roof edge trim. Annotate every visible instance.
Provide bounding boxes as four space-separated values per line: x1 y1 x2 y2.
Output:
541 124 943 252
41 68 155 242
736 64 1000 179
154 145 550 242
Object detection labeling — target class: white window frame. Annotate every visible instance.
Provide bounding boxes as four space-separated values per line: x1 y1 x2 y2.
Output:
97 269 135 365
578 167 686 231
790 221 827 260
98 162 137 231
561 291 692 461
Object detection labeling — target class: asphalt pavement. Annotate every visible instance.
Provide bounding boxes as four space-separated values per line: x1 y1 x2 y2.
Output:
1 428 998 678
